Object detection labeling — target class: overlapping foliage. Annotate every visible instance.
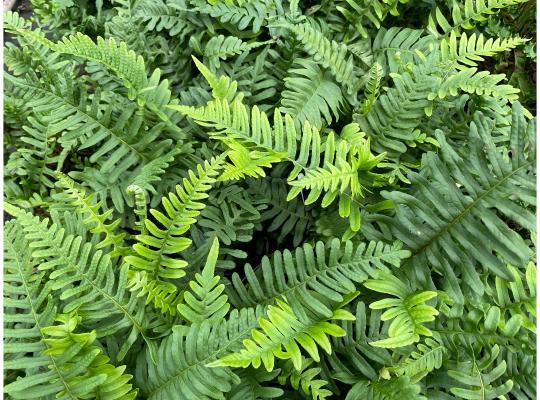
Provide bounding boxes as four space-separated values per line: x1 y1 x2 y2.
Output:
3 0 536 399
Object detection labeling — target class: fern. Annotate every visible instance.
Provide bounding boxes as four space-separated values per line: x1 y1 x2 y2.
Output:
3 2 536 399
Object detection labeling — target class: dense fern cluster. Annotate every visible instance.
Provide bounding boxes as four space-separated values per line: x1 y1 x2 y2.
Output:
3 0 536 399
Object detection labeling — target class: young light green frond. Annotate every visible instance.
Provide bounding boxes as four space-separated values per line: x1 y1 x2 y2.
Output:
365 272 439 348
41 313 138 400
219 141 284 181
191 56 239 101
177 237 230 324
208 298 355 372
433 67 520 101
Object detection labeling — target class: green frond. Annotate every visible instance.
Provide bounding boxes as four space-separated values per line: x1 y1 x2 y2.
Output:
177 238 230 324
344 376 425 400
360 62 384 115
8 205 153 361
371 27 433 74
6 74 173 186
354 56 439 154
380 102 535 296
390 338 446 382
204 34 272 70
440 31 528 70
365 272 439 348
5 113 62 193
125 156 225 283
280 58 343 129
56 172 129 258
448 345 513 400
433 67 520 101
128 149 182 196
279 22 358 92
4 221 57 398
4 223 137 399
487 262 536 332
228 239 410 319
40 313 138 400
192 0 280 32
427 0 529 37
208 298 355 371
278 357 333 400
328 301 394 380
145 306 266 399
336 0 410 38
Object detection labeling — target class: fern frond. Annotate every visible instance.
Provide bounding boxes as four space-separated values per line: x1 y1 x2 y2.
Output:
145 306 266 399
380 102 535 297
205 34 272 70
360 62 384 115
280 58 343 129
220 141 284 181
125 156 225 283
228 239 410 319
427 0 529 37
365 272 439 348
440 31 528 70
177 238 230 323
7 205 153 361
487 262 536 332
208 298 355 371
56 172 129 258
433 67 520 101
278 357 333 399
391 338 446 382
40 313 138 400
279 22 358 92
448 345 513 399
